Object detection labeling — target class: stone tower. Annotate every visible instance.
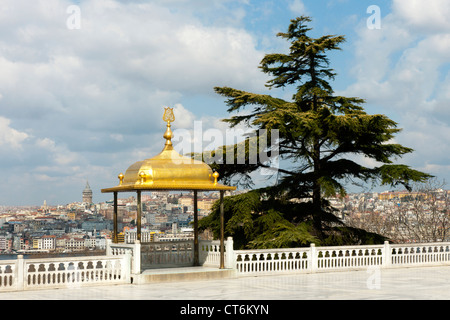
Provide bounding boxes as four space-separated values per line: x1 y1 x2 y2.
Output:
82 180 93 204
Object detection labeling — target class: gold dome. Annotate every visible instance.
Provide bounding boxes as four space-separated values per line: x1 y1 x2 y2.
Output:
101 107 236 193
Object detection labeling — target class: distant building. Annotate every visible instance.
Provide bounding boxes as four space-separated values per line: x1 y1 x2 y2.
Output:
41 235 56 250
95 236 107 250
0 235 12 251
82 181 93 204
65 237 86 251
125 229 161 243
198 198 215 211
178 196 193 207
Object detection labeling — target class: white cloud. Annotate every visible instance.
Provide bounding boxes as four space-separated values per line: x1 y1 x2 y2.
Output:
340 0 450 185
392 0 450 33
0 0 266 124
110 134 124 142
289 0 307 15
0 116 28 150
344 3 450 110
0 0 269 204
170 107 257 160
172 104 196 129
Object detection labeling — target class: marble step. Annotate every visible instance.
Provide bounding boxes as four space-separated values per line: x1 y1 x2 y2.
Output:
133 267 237 284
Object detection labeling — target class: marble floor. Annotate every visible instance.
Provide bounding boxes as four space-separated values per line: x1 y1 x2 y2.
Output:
1 265 450 301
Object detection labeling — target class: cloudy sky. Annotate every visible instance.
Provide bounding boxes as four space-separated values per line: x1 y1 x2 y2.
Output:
0 0 449 206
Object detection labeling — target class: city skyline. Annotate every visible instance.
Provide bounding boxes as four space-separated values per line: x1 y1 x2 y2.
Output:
1 186 447 251
0 0 449 205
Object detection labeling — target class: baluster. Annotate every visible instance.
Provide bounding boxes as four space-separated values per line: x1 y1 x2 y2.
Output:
42 263 48 285
0 266 3 288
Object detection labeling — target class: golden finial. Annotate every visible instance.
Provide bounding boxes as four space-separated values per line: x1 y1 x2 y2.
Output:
213 171 219 185
163 107 175 146
163 107 175 123
118 173 124 185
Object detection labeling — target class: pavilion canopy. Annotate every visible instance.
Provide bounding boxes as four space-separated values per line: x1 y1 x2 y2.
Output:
101 107 235 269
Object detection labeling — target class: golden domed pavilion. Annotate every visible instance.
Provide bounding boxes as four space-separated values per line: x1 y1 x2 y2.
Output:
101 107 236 268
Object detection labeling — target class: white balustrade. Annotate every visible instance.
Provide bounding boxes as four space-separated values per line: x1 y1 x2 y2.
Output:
199 240 222 267
108 238 234 271
0 254 130 292
315 245 384 271
107 239 450 277
390 243 450 266
4 239 450 291
234 248 310 275
230 241 450 276
0 261 15 290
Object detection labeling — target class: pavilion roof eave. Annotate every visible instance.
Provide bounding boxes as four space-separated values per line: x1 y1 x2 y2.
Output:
101 184 236 193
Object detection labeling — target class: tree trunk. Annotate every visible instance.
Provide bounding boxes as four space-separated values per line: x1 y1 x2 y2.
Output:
312 137 323 235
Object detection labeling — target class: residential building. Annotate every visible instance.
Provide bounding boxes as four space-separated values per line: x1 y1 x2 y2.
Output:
65 237 85 251
41 235 56 250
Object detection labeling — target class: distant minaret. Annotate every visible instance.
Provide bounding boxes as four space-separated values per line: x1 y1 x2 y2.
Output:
82 180 93 204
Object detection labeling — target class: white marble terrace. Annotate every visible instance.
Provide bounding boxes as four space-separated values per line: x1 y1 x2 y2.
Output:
1 238 450 292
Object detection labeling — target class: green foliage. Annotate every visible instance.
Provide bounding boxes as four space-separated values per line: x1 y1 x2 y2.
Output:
320 226 387 246
248 218 318 249
198 189 319 249
199 188 386 249
200 16 432 248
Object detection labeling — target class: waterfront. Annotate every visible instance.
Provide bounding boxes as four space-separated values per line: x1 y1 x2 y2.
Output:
0 254 21 260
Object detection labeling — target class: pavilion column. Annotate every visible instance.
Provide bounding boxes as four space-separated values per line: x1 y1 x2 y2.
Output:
193 190 199 266
113 192 118 243
220 190 225 269
136 190 142 242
